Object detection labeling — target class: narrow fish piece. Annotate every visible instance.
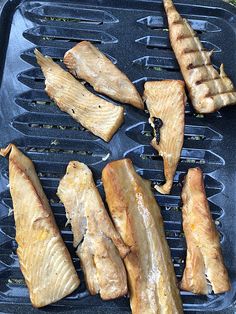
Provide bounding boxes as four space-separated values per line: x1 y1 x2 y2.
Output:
163 0 236 113
57 161 129 300
181 167 231 294
64 41 144 109
143 80 186 194
102 159 183 314
0 144 80 308
35 49 124 142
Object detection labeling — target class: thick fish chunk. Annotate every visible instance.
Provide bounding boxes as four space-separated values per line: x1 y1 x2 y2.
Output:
143 80 186 194
64 41 144 109
102 158 183 314
163 0 236 113
0 144 80 308
35 49 124 142
181 167 231 294
57 161 129 300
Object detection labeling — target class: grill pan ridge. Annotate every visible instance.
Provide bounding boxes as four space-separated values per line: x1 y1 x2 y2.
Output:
0 0 236 312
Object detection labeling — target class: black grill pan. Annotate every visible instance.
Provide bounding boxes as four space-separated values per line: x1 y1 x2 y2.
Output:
0 0 236 312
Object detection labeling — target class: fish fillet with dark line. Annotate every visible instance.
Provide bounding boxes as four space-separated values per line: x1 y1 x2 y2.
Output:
163 0 236 113
35 49 124 142
0 144 80 308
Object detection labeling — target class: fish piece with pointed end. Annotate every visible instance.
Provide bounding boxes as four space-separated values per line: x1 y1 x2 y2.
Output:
181 167 231 294
64 41 144 109
102 158 183 314
57 161 129 300
35 49 124 142
143 80 186 194
163 0 236 113
0 144 80 308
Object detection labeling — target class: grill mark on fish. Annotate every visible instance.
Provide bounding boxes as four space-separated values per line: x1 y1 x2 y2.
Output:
187 63 211 70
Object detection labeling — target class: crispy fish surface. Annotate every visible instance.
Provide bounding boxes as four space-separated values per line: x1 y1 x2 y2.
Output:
57 161 129 300
35 49 124 142
163 0 236 113
181 167 231 294
102 159 183 314
0 144 80 308
143 80 186 195
64 41 144 109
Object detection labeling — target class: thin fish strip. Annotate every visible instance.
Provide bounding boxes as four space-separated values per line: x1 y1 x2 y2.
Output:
35 49 124 142
181 167 231 294
0 144 80 308
163 0 236 113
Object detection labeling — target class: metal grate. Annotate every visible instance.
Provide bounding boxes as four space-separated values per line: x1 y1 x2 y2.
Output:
0 0 236 312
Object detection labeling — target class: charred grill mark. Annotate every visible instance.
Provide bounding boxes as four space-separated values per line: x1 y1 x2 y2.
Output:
153 118 163 144
205 90 236 98
187 63 211 70
195 77 222 86
172 20 184 25
176 34 198 41
182 48 207 55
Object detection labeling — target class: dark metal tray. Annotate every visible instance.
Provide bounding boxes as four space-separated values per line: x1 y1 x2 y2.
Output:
0 0 236 312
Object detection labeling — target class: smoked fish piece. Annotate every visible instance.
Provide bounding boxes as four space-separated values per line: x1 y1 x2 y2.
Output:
0 144 80 308
163 0 236 113
64 41 144 109
57 161 129 300
35 49 124 142
181 167 231 294
143 80 186 195
102 158 183 314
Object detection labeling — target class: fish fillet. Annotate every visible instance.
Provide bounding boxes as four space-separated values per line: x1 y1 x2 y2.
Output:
57 161 129 300
0 144 80 308
35 49 124 142
64 41 144 109
143 80 186 195
181 167 230 294
102 159 183 314
163 0 236 113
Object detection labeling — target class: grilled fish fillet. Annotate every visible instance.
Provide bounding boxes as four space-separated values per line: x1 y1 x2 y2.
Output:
181 167 230 294
64 41 144 109
102 159 183 314
35 49 124 142
163 0 236 113
57 161 129 300
143 80 186 195
0 144 80 308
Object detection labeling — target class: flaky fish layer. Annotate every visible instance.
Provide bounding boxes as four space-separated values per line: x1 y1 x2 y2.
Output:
102 158 183 314
143 80 186 194
0 144 80 308
64 41 144 109
181 167 231 294
57 161 129 300
35 49 124 142
163 0 236 113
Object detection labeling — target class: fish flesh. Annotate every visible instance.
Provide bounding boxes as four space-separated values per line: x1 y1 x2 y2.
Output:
102 158 183 314
35 49 124 142
163 0 236 113
0 144 80 308
64 41 144 109
143 80 186 194
57 161 129 300
181 167 231 294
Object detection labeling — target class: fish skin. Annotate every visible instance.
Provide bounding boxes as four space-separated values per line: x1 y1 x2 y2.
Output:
143 80 186 195
102 158 183 314
57 161 129 300
181 167 231 294
35 49 124 142
163 0 236 113
64 41 144 109
0 144 80 308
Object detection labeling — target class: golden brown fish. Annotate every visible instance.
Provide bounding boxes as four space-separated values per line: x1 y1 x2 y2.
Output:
143 80 186 195
35 49 124 142
163 0 236 113
181 167 230 294
57 161 129 300
64 41 144 109
102 158 183 314
0 144 80 308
